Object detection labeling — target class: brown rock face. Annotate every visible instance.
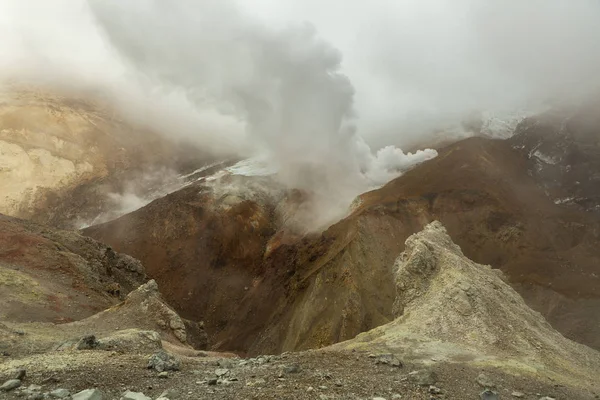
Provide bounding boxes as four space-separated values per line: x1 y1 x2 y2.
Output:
84 133 600 355
0 86 216 229
0 213 146 324
509 101 600 213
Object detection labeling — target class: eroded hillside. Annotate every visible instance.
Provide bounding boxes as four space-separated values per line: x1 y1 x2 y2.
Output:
0 86 215 228
85 133 600 356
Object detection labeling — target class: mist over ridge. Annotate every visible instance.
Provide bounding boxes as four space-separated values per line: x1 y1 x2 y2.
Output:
2 0 600 228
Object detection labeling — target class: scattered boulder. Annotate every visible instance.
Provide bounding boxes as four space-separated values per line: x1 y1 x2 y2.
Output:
284 364 302 374
159 389 178 399
76 335 99 350
480 390 499 400
217 358 235 369
98 330 162 353
408 369 437 386
0 379 21 392
147 350 180 372
50 388 71 398
23 384 42 393
41 376 60 384
12 368 26 380
71 389 103 400
476 373 495 388
207 378 218 386
120 391 151 400
512 392 525 398
215 368 230 377
539 397 556 400
375 354 403 368
246 378 266 387
429 385 443 394
157 372 169 379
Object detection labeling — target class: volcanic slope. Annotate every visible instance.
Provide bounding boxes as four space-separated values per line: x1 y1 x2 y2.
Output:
0 213 145 326
84 132 600 355
0 86 217 229
331 221 600 398
2 222 598 400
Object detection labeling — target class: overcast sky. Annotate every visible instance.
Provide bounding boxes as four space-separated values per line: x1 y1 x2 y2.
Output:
2 0 600 228
2 0 600 149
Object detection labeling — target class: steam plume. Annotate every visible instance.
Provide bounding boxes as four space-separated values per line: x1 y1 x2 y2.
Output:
3 0 600 228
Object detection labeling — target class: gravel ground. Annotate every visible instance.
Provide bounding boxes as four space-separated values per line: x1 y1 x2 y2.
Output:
1 349 597 400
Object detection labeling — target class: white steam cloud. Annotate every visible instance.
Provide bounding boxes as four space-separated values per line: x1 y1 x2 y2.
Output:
87 0 437 203
2 0 600 228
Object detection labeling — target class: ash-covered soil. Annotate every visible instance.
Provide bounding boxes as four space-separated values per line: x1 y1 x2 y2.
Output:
1 350 595 400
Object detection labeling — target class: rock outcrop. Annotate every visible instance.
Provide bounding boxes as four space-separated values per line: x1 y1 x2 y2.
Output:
0 213 146 326
510 101 600 213
0 86 215 229
2 279 207 358
334 222 600 390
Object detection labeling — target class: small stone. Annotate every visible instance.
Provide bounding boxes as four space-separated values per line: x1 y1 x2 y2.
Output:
217 359 235 369
246 378 266 387
511 392 525 398
76 335 99 350
72 389 103 400
480 390 499 400
0 379 22 392
307 386 314 392
429 386 442 394
408 369 438 386
319 395 329 400
215 368 230 377
29 394 45 400
476 373 495 388
157 372 169 379
375 354 403 368
373 397 387 400
284 364 301 374
318 385 328 390
334 381 343 387
539 398 556 400
12 369 26 380
42 376 60 384
50 388 71 398
147 351 180 372
159 389 178 400
207 378 218 386
120 391 151 400
392 395 402 399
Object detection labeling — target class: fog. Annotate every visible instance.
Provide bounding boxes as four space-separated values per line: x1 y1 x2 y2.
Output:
2 0 600 229
240 0 600 148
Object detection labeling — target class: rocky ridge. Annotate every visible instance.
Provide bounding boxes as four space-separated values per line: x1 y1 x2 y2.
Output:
1 223 598 399
85 134 600 355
